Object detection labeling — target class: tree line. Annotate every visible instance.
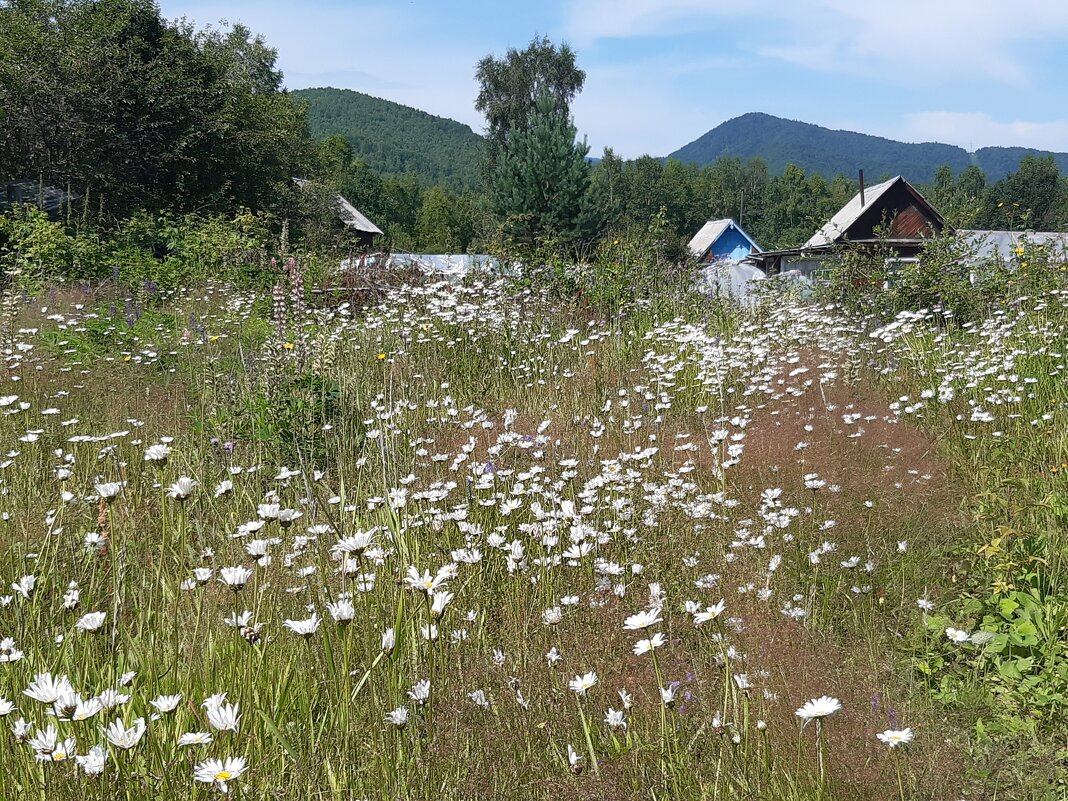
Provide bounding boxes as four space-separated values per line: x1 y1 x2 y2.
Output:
314 34 1068 255
3 7 1067 264
0 0 312 221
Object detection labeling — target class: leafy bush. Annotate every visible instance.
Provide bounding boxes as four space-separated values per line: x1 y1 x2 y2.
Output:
0 207 276 294
580 210 694 315
820 231 1068 324
0 206 74 290
499 207 696 315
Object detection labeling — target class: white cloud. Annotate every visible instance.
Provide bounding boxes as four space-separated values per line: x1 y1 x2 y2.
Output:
567 0 1068 86
160 0 487 131
779 0 1068 86
902 112 1068 152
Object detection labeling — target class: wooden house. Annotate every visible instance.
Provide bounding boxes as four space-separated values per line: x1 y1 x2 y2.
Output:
688 218 762 263
751 176 947 277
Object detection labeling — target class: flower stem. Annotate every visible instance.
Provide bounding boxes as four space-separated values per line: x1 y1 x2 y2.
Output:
575 696 600 777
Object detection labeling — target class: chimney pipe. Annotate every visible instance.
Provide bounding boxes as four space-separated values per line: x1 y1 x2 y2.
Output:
859 170 866 207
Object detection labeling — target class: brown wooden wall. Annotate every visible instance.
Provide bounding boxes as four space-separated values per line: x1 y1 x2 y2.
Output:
847 182 943 241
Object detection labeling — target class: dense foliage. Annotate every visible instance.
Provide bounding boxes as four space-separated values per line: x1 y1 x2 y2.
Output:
0 204 291 293
311 136 490 254
0 0 312 220
474 35 585 173
294 88 484 191
491 94 598 248
588 153 856 250
669 112 1068 184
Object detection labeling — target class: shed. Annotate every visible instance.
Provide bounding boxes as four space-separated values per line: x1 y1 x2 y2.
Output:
688 218 762 263
293 178 383 249
0 180 73 216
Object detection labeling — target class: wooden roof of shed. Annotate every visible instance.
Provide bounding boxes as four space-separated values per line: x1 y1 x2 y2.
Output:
293 178 383 235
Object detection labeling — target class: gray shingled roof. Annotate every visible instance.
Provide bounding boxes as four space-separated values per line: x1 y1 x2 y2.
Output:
805 177 901 248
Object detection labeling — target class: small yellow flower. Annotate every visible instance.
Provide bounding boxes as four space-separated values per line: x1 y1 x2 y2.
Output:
209 335 220 343
283 342 295 350
376 352 387 361
123 356 132 362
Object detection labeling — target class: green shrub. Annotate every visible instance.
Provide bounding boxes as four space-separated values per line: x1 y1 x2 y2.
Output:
0 205 74 290
497 208 696 315
0 206 279 294
820 231 1068 325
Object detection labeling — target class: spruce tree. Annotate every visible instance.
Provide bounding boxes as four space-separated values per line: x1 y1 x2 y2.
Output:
491 93 599 247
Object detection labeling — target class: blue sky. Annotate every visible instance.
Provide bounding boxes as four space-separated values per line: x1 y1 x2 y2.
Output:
160 0 1068 159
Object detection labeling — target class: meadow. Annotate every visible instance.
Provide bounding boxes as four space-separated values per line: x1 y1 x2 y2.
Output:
0 261 1066 801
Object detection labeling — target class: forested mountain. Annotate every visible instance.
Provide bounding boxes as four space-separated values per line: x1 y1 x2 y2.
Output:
293 88 484 190
668 113 1068 183
973 146 1068 183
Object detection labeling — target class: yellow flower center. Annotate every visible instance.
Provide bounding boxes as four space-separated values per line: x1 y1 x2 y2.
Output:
215 771 233 781
53 752 66 761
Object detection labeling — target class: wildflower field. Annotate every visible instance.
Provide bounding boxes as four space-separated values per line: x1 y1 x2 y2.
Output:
1 267 1067 800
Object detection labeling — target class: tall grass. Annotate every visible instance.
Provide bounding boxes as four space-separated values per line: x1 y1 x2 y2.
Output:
0 271 1064 799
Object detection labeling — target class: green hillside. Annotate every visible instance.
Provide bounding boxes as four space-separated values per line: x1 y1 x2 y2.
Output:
668 112 1068 182
292 87 483 190
973 145 1068 182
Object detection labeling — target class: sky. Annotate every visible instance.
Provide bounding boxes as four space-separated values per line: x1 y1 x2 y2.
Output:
159 0 1068 159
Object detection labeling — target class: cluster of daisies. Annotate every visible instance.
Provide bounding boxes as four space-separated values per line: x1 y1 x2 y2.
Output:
1 671 247 791
0 277 966 797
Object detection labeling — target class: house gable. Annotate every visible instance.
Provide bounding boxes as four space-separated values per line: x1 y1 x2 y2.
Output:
753 177 948 278
688 219 762 263
806 176 945 247
842 179 944 242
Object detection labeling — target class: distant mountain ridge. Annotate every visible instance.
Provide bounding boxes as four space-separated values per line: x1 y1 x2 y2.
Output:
294 91 1067 188
668 112 1068 182
292 87 483 190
